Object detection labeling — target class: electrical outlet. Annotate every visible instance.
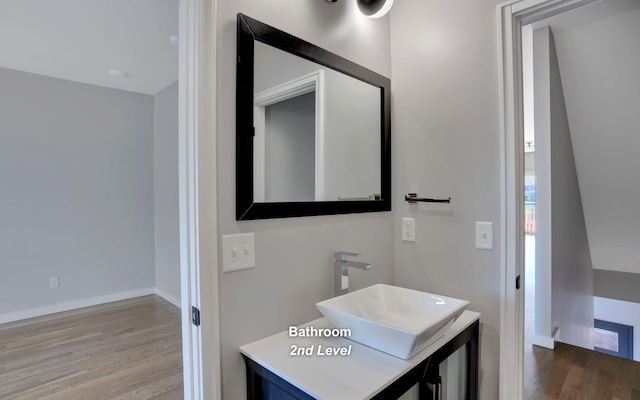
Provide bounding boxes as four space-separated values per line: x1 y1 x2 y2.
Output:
475 222 494 250
222 233 256 272
49 276 59 288
402 218 416 242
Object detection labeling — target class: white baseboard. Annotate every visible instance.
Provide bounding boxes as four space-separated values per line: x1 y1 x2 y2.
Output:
532 334 555 349
532 327 559 350
0 288 155 325
155 287 181 308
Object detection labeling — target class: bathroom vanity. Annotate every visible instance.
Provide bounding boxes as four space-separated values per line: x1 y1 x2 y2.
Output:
240 310 480 399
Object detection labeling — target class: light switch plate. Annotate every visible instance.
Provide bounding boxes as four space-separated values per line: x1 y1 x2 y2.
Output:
475 222 493 250
222 233 256 272
402 218 416 242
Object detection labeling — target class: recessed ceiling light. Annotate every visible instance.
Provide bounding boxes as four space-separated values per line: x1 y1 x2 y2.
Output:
108 69 128 78
169 35 179 47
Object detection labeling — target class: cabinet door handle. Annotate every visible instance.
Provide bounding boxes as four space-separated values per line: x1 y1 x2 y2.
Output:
426 383 436 400
426 376 442 400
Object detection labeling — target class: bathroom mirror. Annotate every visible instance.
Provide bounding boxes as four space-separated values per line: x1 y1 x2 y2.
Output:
236 14 390 220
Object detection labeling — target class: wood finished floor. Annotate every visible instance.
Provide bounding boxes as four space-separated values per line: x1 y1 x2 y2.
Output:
0 295 183 400
525 341 640 400
524 235 640 399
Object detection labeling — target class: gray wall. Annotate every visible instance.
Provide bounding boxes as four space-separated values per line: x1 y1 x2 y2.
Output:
216 2 393 399
153 80 180 304
265 92 316 202
594 270 640 304
390 0 502 398
254 41 381 201
551 8 640 275
0 67 155 315
534 27 594 349
323 71 381 200
524 152 535 175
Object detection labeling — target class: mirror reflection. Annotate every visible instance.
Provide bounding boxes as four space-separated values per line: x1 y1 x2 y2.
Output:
253 42 381 203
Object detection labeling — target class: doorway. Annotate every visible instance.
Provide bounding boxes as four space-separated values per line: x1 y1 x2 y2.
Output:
499 0 640 398
0 0 216 398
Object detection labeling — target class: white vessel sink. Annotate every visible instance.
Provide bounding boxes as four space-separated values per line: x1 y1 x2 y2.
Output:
316 284 469 359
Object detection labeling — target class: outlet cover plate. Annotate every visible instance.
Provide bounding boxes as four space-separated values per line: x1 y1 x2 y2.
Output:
222 233 256 272
475 222 493 250
49 276 59 288
402 218 416 242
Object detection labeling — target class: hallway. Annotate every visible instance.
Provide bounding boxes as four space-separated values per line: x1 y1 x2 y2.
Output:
523 235 640 399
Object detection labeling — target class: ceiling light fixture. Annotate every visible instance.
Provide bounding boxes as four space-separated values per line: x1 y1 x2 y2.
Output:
325 0 394 18
108 69 128 78
356 0 394 18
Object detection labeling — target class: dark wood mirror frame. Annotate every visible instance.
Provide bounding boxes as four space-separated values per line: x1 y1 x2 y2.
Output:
236 13 391 220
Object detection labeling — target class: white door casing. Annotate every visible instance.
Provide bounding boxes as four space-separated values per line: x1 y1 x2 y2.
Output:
253 70 325 202
178 0 220 399
497 0 596 399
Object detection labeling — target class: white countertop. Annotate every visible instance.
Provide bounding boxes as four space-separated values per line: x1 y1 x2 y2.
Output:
240 310 481 400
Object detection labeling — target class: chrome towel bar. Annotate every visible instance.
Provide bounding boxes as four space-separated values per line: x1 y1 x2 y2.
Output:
404 193 451 204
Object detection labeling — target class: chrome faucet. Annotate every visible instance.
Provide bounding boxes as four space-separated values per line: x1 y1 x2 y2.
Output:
334 251 372 297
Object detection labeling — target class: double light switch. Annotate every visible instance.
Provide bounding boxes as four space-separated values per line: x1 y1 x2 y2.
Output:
222 233 255 272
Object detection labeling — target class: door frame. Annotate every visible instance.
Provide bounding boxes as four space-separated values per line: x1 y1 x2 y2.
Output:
497 0 594 398
253 70 326 202
178 0 220 399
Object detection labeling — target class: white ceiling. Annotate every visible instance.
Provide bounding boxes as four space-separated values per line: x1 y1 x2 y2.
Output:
550 5 640 274
0 0 179 95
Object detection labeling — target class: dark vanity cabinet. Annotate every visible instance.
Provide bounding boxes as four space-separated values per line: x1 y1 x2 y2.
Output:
241 313 480 400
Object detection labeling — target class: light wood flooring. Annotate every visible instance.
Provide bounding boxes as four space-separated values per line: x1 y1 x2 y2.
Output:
0 295 183 400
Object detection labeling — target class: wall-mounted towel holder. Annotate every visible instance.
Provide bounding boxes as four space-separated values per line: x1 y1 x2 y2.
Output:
404 193 451 204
